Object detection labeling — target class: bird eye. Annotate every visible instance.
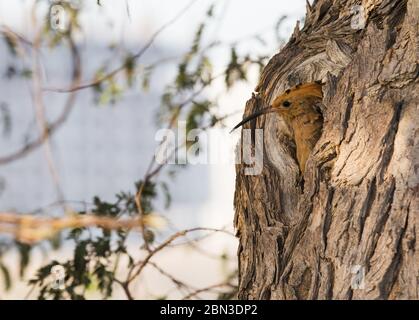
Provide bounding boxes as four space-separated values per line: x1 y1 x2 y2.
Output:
282 101 291 107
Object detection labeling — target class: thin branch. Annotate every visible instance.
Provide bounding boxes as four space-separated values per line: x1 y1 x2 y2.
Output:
114 278 134 300
0 24 34 47
127 227 228 283
24 283 37 300
138 70 228 184
182 282 235 300
43 0 199 93
147 261 196 293
0 33 81 166
31 23 66 206
132 73 222 251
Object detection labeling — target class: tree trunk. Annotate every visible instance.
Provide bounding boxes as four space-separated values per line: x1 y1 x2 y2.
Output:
234 0 418 299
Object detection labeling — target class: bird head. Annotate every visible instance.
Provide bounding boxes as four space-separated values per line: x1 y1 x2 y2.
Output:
230 82 323 132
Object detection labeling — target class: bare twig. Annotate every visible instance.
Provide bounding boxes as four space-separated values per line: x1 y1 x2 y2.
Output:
31 22 66 205
132 72 225 251
0 24 34 47
127 227 228 283
0 33 81 166
43 0 199 93
114 278 134 300
147 261 196 294
182 282 235 300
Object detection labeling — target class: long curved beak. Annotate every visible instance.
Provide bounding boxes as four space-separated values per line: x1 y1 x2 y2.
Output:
230 107 275 133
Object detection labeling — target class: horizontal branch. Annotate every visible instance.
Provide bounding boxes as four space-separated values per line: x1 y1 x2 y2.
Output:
0 211 163 244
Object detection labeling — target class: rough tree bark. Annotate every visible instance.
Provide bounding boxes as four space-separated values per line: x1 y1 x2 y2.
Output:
234 0 418 299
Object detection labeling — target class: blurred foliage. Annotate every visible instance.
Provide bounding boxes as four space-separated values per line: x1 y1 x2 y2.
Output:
28 179 156 300
0 0 289 299
0 102 11 138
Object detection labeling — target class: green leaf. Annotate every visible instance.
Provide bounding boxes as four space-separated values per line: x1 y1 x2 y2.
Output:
3 32 17 55
74 241 88 281
0 102 12 137
206 4 215 17
186 100 211 134
93 238 110 257
135 180 157 214
21 68 33 79
197 56 213 85
93 196 120 217
17 242 31 278
160 182 172 209
141 66 154 92
49 234 62 250
124 54 136 87
97 80 123 105
175 62 195 90
190 23 205 55
225 47 247 88
0 262 11 291
143 229 155 244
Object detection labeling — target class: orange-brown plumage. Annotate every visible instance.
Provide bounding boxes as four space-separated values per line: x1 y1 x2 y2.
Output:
232 82 324 173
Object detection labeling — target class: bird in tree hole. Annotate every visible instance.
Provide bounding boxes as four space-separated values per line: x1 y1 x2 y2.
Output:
231 82 324 177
